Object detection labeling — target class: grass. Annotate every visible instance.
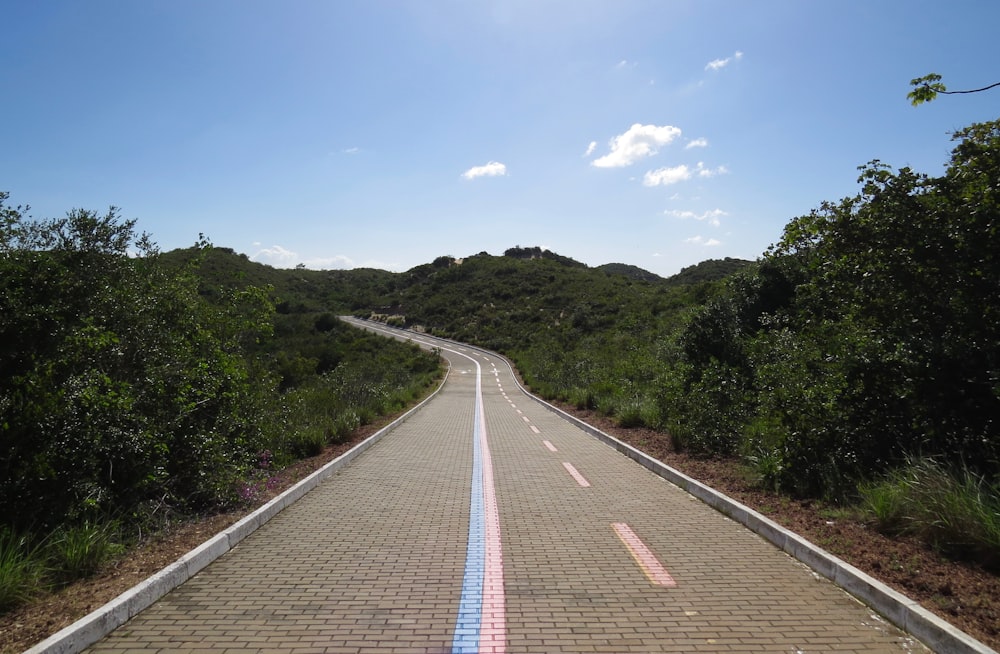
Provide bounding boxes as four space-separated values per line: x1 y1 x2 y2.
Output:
0 528 45 612
859 458 1000 570
46 522 123 584
0 520 126 614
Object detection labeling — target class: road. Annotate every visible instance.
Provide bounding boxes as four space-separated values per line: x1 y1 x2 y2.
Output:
85 319 925 653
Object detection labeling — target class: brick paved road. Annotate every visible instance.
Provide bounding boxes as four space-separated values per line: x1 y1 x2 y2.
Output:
88 324 927 653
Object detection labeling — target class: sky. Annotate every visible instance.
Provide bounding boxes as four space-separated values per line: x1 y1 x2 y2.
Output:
2 1 998 277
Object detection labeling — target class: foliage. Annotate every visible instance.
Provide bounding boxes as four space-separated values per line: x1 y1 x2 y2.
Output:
45 521 123 583
860 459 1000 570
0 195 442 613
0 529 45 612
669 118 1000 499
0 202 276 530
908 73 1000 105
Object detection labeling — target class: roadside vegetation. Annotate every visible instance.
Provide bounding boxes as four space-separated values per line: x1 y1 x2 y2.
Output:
0 200 440 613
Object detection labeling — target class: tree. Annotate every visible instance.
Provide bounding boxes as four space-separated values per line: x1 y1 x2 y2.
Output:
908 73 1000 105
0 197 275 531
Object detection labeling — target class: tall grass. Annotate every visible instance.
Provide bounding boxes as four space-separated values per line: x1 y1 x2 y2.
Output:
0 521 125 614
46 522 124 583
859 458 1000 570
0 528 45 612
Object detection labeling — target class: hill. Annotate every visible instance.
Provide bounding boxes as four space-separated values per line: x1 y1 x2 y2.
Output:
595 262 663 282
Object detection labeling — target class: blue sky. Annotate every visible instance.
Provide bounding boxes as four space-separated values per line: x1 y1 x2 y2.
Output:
3 1 997 277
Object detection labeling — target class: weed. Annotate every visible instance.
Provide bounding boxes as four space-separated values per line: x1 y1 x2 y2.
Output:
615 398 646 428
0 528 45 612
744 446 785 492
46 521 123 584
859 458 1000 570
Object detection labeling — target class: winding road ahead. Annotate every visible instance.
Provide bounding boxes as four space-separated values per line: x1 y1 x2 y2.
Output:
83 319 928 653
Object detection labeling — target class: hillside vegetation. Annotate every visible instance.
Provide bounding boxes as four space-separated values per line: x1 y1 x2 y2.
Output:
361 119 1000 568
0 208 439 612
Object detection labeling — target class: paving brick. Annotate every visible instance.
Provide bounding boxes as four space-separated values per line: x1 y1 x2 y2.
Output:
86 333 930 653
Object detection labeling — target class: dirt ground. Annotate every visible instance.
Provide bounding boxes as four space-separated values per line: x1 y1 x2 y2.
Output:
2 410 997 653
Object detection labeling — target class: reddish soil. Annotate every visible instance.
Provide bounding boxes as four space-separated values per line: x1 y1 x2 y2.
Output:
2 408 998 653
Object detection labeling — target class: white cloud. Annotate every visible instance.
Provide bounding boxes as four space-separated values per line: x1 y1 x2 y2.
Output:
251 245 298 266
250 246 360 270
462 161 508 180
303 255 356 269
696 162 729 177
584 141 597 157
643 164 691 186
665 208 728 227
592 123 682 168
342 147 360 154
705 50 744 71
684 236 723 246
685 138 708 149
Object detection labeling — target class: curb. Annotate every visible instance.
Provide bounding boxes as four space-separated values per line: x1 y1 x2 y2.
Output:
24 368 449 654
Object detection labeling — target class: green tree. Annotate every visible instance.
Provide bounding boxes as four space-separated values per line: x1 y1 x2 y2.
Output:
0 197 275 530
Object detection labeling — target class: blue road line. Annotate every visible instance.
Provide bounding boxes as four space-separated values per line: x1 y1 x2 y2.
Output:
452 361 485 654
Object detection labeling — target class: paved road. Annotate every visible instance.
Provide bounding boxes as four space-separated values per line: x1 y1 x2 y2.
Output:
88 321 926 653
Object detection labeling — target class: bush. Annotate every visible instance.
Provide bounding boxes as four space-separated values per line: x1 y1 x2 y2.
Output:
288 427 327 458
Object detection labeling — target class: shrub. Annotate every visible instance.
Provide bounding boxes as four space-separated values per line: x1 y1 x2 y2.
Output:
288 427 327 458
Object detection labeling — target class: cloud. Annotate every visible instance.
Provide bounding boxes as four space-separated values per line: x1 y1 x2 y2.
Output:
303 255 356 269
462 161 508 180
696 162 729 177
584 141 596 157
665 208 728 227
705 50 743 71
616 59 636 69
684 236 723 246
251 245 299 266
250 246 359 270
643 165 691 187
592 123 682 168
685 138 708 149
342 147 360 154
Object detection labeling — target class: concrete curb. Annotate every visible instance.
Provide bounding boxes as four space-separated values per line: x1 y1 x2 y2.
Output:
24 368 450 654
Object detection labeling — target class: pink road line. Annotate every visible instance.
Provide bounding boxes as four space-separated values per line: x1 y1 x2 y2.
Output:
543 440 558 452
612 522 677 587
529 425 540 434
562 462 591 487
479 407 507 652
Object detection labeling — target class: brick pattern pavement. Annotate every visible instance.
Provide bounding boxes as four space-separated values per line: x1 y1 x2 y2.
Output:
87 330 928 653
